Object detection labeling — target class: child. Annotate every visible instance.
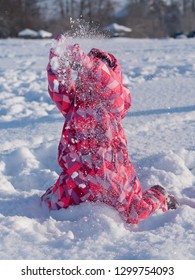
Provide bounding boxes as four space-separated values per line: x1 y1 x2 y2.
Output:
41 36 178 224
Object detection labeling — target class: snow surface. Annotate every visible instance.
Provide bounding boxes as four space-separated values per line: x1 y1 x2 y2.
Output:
0 37 195 260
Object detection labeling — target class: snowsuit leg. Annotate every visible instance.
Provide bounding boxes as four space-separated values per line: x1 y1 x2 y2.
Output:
125 177 168 224
41 169 95 210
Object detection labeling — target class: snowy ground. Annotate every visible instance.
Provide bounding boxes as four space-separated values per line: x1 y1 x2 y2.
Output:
0 37 195 260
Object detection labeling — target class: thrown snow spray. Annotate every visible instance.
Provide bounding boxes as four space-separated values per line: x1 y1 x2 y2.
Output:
50 17 106 81
50 35 73 82
68 17 106 39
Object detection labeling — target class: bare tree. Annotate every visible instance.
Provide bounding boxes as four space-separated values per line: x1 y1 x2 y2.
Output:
79 0 87 16
192 0 195 11
59 0 65 18
181 0 195 32
70 0 77 18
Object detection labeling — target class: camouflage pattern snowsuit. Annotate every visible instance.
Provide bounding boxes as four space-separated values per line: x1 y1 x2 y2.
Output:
41 41 168 224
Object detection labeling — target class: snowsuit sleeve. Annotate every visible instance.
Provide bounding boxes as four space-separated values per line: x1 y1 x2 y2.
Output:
47 49 75 117
121 86 131 118
112 62 131 119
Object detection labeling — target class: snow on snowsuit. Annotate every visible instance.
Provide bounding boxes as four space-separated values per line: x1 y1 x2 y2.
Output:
41 42 168 224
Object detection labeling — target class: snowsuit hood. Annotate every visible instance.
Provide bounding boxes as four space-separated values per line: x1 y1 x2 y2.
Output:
89 48 117 69
88 48 122 81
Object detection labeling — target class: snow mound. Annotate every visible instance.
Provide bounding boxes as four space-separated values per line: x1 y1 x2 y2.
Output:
104 23 132 33
18 29 52 38
37 30 52 38
18 28 38 38
137 150 195 202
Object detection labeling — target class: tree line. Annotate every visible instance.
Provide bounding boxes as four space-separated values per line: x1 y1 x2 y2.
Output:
122 0 195 38
0 0 195 38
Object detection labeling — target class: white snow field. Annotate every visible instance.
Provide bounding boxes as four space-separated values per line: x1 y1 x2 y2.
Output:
0 37 195 260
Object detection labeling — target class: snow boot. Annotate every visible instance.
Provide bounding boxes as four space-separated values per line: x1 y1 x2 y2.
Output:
167 195 179 209
152 185 179 210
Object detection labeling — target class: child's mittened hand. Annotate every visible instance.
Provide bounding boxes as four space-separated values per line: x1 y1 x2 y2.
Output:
66 44 85 70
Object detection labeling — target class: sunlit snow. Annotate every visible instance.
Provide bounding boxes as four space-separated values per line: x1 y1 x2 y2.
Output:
0 36 195 260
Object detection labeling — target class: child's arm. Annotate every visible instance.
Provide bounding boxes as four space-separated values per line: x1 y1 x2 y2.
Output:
121 85 131 119
111 60 131 119
47 48 75 117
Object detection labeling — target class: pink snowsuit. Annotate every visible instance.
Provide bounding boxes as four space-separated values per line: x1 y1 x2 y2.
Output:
41 42 168 224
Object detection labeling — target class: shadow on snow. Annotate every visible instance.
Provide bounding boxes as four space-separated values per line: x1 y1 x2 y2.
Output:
127 105 195 117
